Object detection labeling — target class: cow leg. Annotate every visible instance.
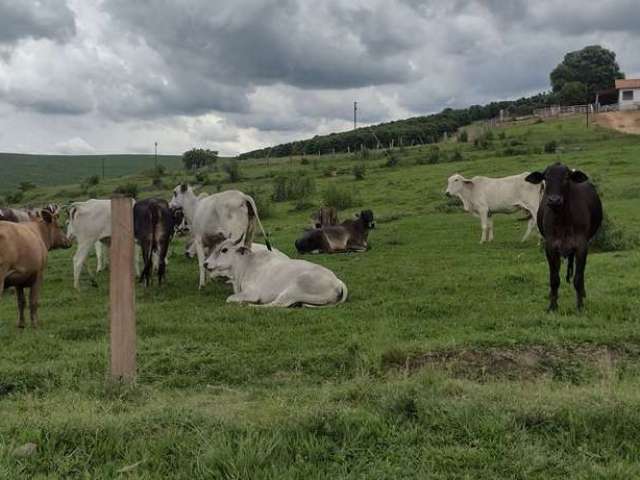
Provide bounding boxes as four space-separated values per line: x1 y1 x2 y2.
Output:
29 275 42 327
156 237 169 286
16 287 26 328
95 241 104 273
487 216 494 242
194 238 207 289
479 209 489 243
226 292 258 304
73 242 94 289
139 240 152 287
545 249 561 312
522 217 536 242
0 267 7 298
134 245 141 278
573 246 588 311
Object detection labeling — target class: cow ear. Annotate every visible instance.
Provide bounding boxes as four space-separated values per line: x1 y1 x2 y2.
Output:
40 210 53 224
180 183 188 193
462 179 473 185
525 172 544 184
569 170 588 183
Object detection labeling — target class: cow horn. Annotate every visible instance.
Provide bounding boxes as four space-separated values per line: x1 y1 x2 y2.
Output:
233 233 245 245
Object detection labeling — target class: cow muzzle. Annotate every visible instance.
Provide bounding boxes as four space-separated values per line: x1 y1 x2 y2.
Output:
546 195 563 209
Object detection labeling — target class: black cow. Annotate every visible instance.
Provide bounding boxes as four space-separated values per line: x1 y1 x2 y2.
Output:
295 210 375 254
525 163 603 311
133 198 175 286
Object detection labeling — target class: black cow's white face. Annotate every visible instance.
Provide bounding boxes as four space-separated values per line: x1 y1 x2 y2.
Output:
525 163 588 210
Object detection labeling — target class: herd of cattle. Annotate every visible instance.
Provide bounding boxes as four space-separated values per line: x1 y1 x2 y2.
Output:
0 161 602 326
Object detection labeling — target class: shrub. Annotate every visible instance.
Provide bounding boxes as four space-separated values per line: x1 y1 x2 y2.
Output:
151 177 165 189
194 171 210 185
223 160 241 183
544 140 558 153
384 150 399 167
19 181 36 192
5 191 24 204
592 214 639 252
323 166 337 177
449 149 464 162
417 146 440 165
434 195 463 213
458 130 468 143
300 157 310 165
272 174 316 202
353 163 366 180
322 184 357 210
247 190 274 219
360 146 370 159
113 183 139 198
498 131 507 140
81 175 100 193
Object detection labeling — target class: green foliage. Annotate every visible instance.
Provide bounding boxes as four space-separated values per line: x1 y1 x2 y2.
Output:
5 190 24 204
384 150 399 168
247 190 274 219
353 163 366 180
323 166 337 177
550 45 624 101
113 183 139 198
498 131 507 140
360 146 370 159
223 160 241 183
458 130 468 143
194 171 210 185
449 149 464 162
272 174 316 202
300 157 310 165
557 81 589 105
544 140 558 153
81 175 100 193
18 181 36 192
182 148 218 171
322 184 357 210
592 214 639 252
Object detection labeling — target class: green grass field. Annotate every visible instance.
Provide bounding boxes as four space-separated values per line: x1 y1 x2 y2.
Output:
0 153 182 194
1 117 640 478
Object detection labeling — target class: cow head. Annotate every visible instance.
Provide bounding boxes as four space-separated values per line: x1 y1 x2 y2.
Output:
525 163 588 210
170 206 186 234
445 174 472 197
169 183 193 209
356 210 375 229
40 210 72 250
203 234 248 274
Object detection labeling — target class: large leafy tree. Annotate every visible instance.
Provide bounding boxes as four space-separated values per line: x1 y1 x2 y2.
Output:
182 148 218 171
550 45 624 103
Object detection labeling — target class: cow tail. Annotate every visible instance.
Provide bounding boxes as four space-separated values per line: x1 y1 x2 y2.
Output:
245 195 272 251
566 254 574 283
336 280 348 304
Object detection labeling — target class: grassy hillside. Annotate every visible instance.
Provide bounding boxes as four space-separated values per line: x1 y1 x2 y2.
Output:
1 117 640 478
0 153 182 194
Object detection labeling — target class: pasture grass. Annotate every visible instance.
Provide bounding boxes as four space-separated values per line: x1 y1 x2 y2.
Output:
1 117 640 477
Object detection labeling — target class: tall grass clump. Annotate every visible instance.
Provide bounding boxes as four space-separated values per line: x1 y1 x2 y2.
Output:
353 163 366 180
592 214 639 252
272 174 316 202
322 184 357 210
223 160 242 183
113 183 139 198
247 190 274 219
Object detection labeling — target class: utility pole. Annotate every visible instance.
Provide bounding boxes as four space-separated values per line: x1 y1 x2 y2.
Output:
154 141 158 169
353 101 357 130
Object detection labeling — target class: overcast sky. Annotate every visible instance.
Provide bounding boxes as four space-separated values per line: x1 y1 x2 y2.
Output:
0 0 638 156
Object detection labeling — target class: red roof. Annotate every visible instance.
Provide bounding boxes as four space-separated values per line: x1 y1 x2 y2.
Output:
616 79 640 89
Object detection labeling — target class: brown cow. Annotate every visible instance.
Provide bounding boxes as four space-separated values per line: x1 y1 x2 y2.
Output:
0 211 71 327
295 210 375 254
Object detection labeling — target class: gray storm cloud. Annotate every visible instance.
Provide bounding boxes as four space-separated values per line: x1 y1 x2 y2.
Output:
0 0 638 155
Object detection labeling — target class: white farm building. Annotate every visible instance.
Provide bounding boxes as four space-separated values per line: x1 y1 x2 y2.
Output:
615 79 640 110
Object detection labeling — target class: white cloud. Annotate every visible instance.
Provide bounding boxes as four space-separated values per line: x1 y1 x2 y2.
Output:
54 137 95 154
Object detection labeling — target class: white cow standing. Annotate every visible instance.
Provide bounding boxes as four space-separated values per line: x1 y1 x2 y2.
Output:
445 172 542 243
203 237 348 307
66 199 112 289
168 184 270 289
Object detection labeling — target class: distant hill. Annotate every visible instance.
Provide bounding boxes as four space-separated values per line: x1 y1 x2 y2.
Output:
239 93 554 159
0 153 182 193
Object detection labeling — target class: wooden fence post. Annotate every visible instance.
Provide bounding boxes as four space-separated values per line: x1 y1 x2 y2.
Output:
109 196 136 382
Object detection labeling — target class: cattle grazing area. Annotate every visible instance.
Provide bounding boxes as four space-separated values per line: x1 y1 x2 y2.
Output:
1 118 640 478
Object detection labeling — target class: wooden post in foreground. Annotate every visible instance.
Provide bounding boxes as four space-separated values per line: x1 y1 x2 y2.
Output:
109 196 136 382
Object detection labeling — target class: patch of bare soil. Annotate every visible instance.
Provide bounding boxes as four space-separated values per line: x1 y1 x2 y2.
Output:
594 111 640 135
382 345 640 382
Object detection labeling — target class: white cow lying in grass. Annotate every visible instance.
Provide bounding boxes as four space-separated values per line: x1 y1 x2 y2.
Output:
203 237 348 307
445 172 542 243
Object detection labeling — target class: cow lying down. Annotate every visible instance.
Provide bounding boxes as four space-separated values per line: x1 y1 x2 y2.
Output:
295 210 375 254
204 237 348 307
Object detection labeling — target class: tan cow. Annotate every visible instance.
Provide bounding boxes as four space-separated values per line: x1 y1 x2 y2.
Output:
0 211 71 327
